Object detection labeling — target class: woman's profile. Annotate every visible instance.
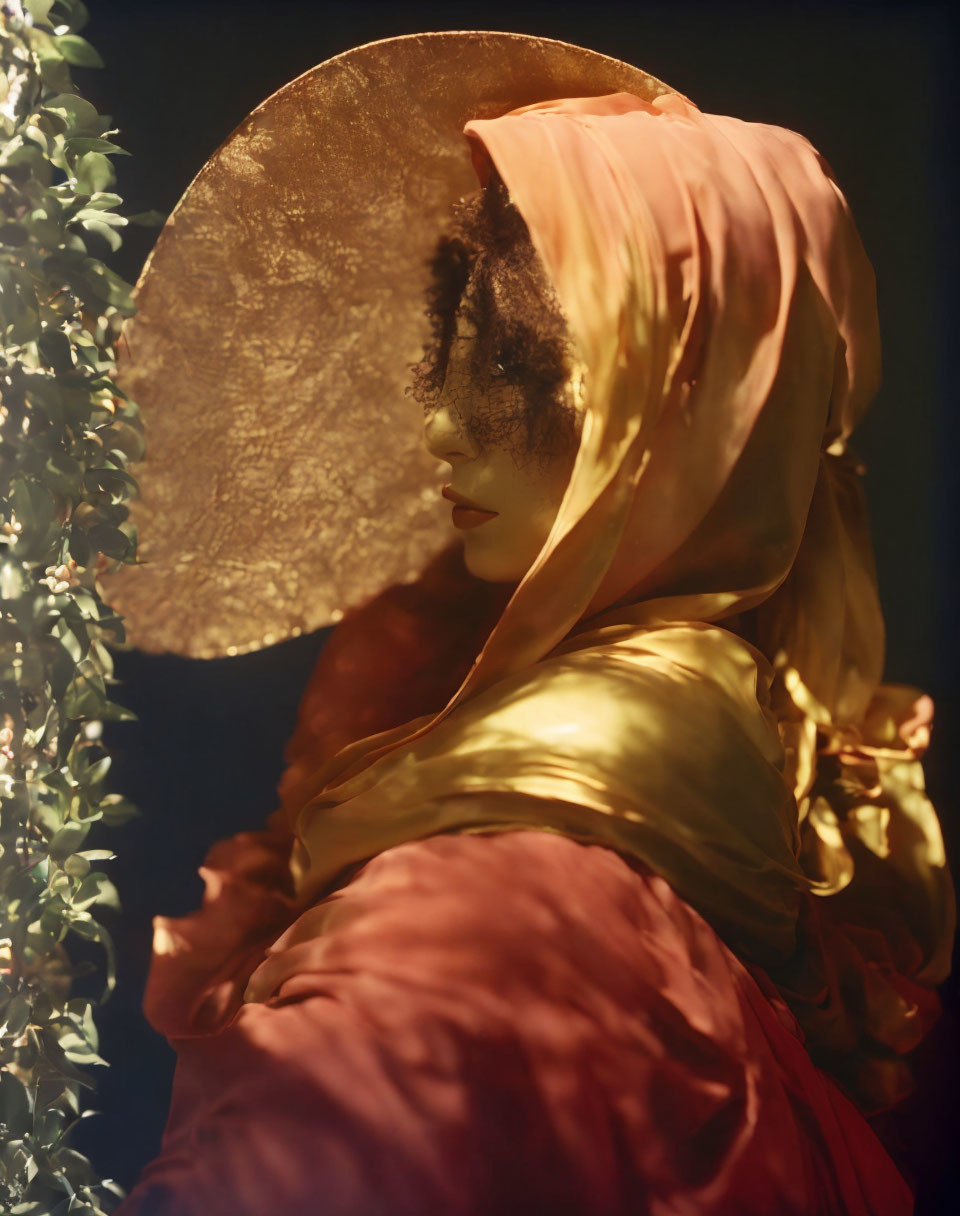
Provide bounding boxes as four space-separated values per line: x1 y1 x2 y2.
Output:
105 32 954 1216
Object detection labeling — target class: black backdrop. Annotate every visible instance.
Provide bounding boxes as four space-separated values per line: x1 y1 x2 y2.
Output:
56 0 958 1207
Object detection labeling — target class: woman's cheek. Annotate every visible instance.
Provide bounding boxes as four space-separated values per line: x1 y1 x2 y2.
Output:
462 479 559 583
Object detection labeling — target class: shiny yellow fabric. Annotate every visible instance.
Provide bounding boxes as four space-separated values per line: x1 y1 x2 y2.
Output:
289 91 953 1095
293 625 805 965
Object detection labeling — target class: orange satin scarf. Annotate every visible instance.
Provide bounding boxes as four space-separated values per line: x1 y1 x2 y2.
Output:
274 92 952 1106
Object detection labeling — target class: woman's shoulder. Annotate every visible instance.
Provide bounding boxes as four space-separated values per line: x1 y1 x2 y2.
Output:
434 622 784 774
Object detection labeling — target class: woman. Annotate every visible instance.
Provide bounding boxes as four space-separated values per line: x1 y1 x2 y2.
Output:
115 38 952 1216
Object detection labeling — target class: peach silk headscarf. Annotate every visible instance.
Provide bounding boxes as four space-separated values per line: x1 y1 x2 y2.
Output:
274 93 953 1103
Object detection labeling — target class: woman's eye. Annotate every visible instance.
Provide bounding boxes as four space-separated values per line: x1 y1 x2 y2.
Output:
491 352 522 384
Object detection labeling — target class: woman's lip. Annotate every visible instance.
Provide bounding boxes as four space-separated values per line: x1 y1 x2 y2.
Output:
441 484 495 512
441 485 498 530
451 505 498 530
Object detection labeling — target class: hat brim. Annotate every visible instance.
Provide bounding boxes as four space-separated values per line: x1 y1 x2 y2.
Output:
102 30 673 657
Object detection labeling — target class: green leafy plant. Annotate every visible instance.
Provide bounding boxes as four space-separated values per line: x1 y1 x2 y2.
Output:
1 1 159 1210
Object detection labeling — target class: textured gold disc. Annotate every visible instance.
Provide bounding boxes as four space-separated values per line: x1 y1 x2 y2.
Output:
101 31 672 657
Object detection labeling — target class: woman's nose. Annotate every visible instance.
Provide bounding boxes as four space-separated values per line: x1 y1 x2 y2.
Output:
422 399 478 463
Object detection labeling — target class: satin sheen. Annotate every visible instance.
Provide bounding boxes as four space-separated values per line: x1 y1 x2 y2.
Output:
128 833 914 1216
282 93 952 1104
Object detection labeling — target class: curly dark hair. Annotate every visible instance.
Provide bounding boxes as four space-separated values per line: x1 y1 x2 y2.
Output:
409 172 581 467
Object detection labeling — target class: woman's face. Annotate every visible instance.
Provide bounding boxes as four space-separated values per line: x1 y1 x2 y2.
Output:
422 270 582 584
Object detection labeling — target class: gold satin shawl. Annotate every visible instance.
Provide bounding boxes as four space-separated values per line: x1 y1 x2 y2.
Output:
286 93 953 1087
292 625 805 965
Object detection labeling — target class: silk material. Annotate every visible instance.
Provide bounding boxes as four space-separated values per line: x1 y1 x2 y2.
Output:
275 94 952 1105
126 833 914 1216
275 625 806 967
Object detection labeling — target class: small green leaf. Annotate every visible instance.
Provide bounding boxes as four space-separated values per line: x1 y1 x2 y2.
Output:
98 700 137 724
64 260 134 316
68 525 92 567
10 476 56 535
38 55 74 93
25 0 57 26
55 1022 106 1066
0 1070 31 1140
63 854 90 879
63 674 105 720
0 138 46 175
2 994 32 1039
34 1105 69 1150
99 794 138 826
72 872 119 912
54 36 105 69
65 915 117 993
38 328 75 373
49 821 91 861
45 451 84 497
126 209 166 227
40 94 107 138
55 0 93 35
64 136 129 160
84 467 137 497
74 151 115 195
87 523 130 559
77 754 111 787
76 192 124 212
79 218 123 253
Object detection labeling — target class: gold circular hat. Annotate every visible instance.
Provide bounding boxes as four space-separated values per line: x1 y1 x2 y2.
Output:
102 32 673 658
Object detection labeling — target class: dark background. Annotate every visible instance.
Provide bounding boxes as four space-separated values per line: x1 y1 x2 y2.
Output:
58 0 958 1208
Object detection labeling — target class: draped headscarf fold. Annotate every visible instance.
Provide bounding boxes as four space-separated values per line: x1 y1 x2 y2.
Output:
260 92 952 1108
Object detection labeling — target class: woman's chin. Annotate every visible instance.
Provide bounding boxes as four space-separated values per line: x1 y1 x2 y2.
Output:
461 533 531 585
